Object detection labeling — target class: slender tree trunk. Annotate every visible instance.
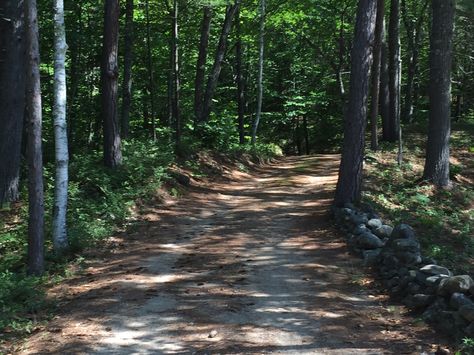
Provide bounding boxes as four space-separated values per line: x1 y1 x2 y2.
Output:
194 5 212 127
423 0 455 187
334 0 377 207
145 0 156 141
369 0 384 151
101 0 122 168
303 116 310 155
142 91 150 130
52 0 69 253
200 1 241 123
235 8 245 145
171 0 181 147
251 0 266 145
380 20 390 141
121 0 134 138
401 0 428 124
387 0 401 142
454 94 463 121
25 0 45 276
336 7 347 100
66 2 83 154
0 0 26 206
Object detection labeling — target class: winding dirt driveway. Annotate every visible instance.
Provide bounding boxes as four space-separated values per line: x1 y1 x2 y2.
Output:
19 156 442 354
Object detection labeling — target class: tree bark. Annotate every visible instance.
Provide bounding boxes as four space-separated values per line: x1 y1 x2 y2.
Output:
25 0 45 276
380 21 390 141
121 0 134 138
303 116 310 155
334 0 377 207
194 5 212 127
200 1 241 123
251 0 266 145
145 0 157 141
171 0 181 147
369 0 385 151
0 0 26 206
101 0 122 168
66 1 83 154
52 0 69 253
387 0 401 142
235 8 245 145
401 0 428 123
423 0 455 187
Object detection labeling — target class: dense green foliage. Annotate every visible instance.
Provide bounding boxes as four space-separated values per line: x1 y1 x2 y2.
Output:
1 0 474 346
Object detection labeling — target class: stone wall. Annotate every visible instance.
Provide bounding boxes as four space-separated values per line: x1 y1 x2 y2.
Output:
333 204 474 339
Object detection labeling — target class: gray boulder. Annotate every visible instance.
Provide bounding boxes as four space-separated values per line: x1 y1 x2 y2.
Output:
350 213 368 226
374 225 393 239
382 254 400 269
353 224 368 235
438 275 474 296
391 223 416 240
355 232 384 249
460 304 474 322
404 294 435 308
425 275 446 287
367 218 383 230
465 322 474 337
396 251 422 266
450 293 474 310
362 249 382 266
391 238 420 251
420 264 452 277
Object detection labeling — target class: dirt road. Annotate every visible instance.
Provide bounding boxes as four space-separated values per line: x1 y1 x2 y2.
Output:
19 156 441 354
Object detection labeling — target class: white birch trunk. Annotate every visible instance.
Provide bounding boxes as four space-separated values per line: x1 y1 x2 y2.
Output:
251 0 265 145
52 0 69 252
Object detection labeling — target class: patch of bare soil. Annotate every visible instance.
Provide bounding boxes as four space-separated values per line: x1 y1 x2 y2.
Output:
16 156 448 354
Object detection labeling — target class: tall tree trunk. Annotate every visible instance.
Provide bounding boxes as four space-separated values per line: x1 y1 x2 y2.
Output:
387 0 400 142
235 8 245 145
194 5 212 127
423 0 455 187
200 1 241 123
66 1 83 155
251 0 266 145
401 0 428 123
369 0 385 151
25 0 45 276
145 0 156 141
0 0 26 206
101 0 122 168
334 0 377 207
52 0 69 253
380 21 390 141
303 116 310 155
171 0 181 147
336 6 347 100
121 0 134 138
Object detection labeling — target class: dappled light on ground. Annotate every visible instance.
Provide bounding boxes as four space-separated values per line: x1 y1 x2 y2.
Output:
19 155 443 354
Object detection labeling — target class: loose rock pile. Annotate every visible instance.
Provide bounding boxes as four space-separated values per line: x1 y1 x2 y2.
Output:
333 203 474 339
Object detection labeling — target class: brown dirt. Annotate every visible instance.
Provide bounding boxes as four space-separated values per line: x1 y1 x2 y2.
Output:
15 155 448 354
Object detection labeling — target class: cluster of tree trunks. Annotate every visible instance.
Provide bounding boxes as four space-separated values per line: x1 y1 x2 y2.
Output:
335 0 456 206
